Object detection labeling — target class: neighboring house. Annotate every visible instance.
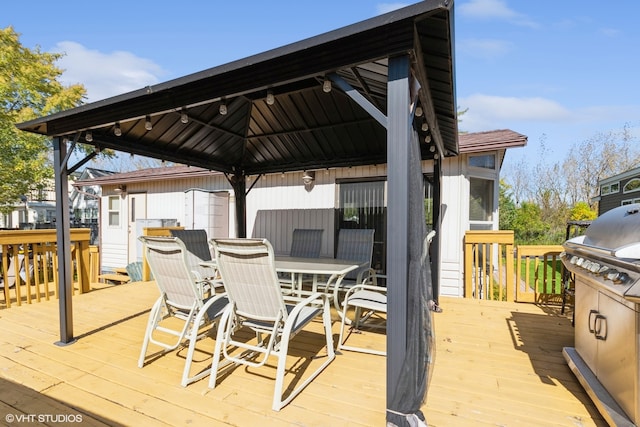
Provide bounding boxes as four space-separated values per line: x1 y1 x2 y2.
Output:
596 166 640 215
0 168 114 240
81 129 526 296
70 168 117 244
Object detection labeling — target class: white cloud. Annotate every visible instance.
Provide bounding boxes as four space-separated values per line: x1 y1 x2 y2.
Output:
458 38 512 59
376 3 410 14
457 94 572 131
54 41 166 103
458 0 539 28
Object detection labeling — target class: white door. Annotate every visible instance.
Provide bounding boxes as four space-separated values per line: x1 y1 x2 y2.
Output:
127 193 147 263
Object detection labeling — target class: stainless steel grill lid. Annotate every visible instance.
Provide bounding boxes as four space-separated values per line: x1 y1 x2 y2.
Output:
571 204 640 259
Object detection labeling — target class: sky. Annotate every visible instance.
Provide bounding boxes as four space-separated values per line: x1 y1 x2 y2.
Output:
3 0 640 175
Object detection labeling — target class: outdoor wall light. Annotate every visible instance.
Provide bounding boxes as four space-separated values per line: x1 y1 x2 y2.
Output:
85 131 93 142
114 184 127 194
266 90 275 105
114 122 122 136
302 170 315 185
322 77 332 93
219 102 228 115
145 115 153 131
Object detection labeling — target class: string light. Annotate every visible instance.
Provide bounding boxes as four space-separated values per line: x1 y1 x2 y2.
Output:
266 90 275 105
219 101 227 115
114 122 122 136
145 115 153 131
322 77 332 93
85 131 93 142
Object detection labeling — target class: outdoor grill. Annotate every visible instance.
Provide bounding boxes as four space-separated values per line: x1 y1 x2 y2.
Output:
561 203 640 427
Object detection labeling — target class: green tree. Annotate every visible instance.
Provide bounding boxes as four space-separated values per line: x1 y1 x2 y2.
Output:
511 201 549 245
0 26 86 214
569 201 597 221
498 179 516 231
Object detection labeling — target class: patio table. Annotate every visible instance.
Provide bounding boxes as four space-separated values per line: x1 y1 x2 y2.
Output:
201 256 365 322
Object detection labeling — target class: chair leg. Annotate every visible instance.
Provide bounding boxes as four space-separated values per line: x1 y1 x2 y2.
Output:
208 307 232 389
138 297 163 368
272 298 336 411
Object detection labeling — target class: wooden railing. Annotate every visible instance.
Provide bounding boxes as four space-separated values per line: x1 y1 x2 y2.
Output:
464 231 566 303
464 230 515 301
0 229 94 308
514 245 565 303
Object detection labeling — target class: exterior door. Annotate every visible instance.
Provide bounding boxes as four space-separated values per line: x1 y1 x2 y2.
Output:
127 193 147 263
337 179 386 274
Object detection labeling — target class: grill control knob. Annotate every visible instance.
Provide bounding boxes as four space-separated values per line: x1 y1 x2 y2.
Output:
589 263 600 273
576 257 585 267
606 269 620 281
598 266 609 275
616 272 630 284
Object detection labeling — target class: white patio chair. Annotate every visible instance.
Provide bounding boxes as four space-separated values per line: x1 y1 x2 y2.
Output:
282 228 324 292
321 228 376 311
337 282 387 356
138 236 228 387
208 238 335 411
170 229 223 296
290 228 323 258
337 230 435 355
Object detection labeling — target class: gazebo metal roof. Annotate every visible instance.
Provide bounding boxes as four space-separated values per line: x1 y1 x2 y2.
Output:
18 1 457 174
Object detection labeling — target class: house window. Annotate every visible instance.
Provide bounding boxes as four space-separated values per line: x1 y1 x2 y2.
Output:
623 178 640 194
469 154 496 170
108 196 120 226
622 198 640 206
469 177 494 222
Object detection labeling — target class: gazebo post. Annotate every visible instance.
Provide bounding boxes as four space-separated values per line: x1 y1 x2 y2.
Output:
52 137 75 345
386 54 411 410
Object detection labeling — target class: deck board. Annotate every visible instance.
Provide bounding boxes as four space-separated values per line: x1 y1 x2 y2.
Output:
0 281 607 426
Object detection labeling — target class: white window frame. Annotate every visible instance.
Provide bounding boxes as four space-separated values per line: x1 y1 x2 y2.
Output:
107 195 121 227
623 178 640 194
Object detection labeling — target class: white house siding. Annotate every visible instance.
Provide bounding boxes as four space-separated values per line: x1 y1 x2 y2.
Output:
97 155 504 297
100 174 232 272
439 156 467 297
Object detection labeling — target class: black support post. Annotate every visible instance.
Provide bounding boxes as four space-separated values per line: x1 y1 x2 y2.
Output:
386 55 411 408
53 137 75 345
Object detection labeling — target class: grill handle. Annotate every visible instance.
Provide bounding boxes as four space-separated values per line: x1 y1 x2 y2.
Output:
588 309 598 333
594 314 607 340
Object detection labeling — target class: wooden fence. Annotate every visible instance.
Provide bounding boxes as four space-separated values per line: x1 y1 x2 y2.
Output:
0 229 95 308
464 230 566 303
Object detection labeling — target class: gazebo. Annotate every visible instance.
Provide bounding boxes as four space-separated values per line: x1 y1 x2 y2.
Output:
17 1 457 424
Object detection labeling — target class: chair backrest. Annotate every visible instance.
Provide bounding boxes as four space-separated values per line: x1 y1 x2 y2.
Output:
336 229 375 280
125 261 144 282
211 238 286 322
139 236 202 309
290 229 324 258
170 229 213 279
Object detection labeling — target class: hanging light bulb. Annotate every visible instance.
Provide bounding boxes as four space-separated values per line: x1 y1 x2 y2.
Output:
422 122 429 132
415 106 423 117
114 122 122 136
219 102 227 115
322 77 332 93
266 90 275 105
85 131 93 142
145 115 153 131
429 145 436 152
425 134 432 143
180 110 189 124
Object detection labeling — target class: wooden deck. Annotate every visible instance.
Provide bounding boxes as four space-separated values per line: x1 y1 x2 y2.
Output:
0 281 606 426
